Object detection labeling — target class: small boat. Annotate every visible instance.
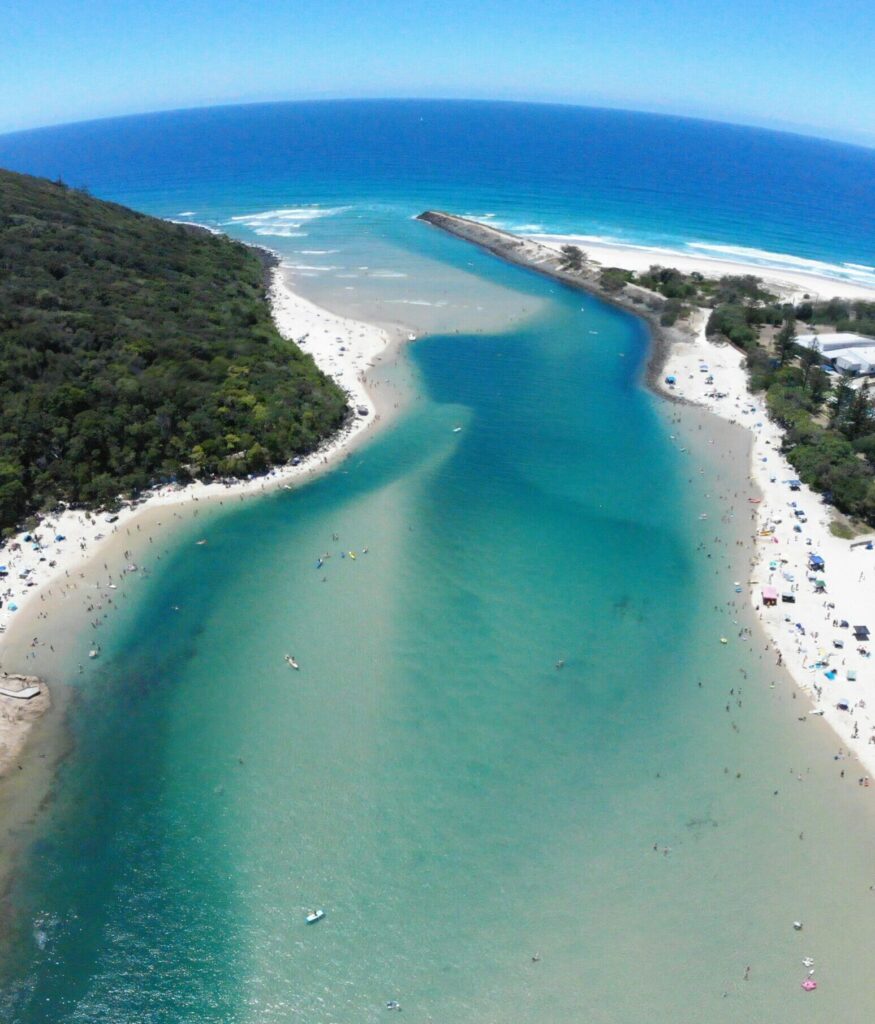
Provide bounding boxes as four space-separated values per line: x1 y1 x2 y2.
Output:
305 909 325 924
348 551 356 560
0 686 40 700
285 655 299 670
196 539 208 546
453 426 462 433
88 649 99 659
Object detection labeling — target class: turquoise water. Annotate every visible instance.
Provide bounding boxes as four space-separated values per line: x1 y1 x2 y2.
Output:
1 103 875 1020
3 274 875 1021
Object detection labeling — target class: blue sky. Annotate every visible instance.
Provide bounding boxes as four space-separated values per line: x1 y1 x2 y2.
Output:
3 0 874 144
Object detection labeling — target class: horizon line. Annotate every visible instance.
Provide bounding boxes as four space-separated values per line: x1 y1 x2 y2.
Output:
1 95 873 154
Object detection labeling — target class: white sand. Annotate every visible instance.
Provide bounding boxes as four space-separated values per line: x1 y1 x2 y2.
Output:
662 310 875 776
0 268 394 658
533 234 875 302
0 676 50 775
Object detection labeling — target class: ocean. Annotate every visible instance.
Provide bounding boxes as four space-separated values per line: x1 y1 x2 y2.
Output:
0 101 874 1023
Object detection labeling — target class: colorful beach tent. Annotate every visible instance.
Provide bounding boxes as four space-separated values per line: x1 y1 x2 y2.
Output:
808 554 825 570
761 586 778 605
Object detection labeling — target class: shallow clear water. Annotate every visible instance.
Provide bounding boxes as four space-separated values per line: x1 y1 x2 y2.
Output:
1 103 874 1021
3 287 875 1022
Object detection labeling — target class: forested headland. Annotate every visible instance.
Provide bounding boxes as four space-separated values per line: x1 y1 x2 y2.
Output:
0 169 348 535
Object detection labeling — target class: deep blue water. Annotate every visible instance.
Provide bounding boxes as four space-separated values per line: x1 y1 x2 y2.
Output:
1 99 874 273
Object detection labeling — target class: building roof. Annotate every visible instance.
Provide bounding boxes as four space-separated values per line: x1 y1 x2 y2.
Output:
797 332 874 351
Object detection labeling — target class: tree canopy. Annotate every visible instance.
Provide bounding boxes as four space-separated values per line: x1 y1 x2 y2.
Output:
0 169 348 533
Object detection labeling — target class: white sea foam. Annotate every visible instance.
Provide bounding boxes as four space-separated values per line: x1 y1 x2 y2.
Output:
285 264 343 272
253 228 308 238
227 206 350 238
298 249 340 255
534 231 875 291
462 212 506 227
368 270 408 279
230 206 350 225
176 211 196 216
686 242 875 286
385 299 448 307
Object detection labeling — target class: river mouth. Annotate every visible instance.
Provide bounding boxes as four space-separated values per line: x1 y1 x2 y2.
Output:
2 99 875 1022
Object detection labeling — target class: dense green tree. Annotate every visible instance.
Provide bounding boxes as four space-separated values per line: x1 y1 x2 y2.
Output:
558 245 587 273
829 372 856 428
0 168 348 534
845 383 875 441
774 314 797 365
599 267 633 293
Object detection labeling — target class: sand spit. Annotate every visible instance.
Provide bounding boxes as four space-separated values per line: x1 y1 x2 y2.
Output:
421 212 875 777
0 677 50 777
532 233 875 303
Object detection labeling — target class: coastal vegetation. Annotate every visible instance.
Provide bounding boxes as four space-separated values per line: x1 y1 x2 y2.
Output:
570 253 875 522
619 263 875 522
0 169 348 534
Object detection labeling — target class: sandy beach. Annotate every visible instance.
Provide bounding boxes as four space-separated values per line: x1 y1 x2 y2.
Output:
532 234 875 303
661 309 875 777
0 267 401 767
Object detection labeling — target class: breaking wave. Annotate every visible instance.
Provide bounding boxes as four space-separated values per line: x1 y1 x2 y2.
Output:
228 206 351 237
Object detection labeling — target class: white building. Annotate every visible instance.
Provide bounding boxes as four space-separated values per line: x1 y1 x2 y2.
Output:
797 332 875 375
